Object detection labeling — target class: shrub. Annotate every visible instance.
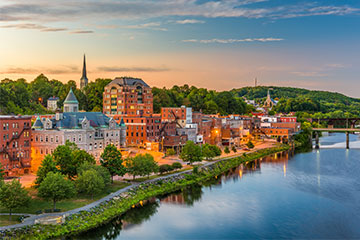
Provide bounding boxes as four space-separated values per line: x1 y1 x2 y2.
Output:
166 148 176 156
159 164 173 174
171 162 183 170
224 146 230 154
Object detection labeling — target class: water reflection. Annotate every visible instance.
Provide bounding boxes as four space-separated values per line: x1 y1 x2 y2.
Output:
75 152 292 240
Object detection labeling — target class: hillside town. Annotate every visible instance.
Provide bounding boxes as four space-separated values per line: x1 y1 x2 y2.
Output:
0 57 300 180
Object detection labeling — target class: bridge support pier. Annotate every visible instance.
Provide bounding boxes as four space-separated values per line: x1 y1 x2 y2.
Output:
346 132 350 149
315 131 320 149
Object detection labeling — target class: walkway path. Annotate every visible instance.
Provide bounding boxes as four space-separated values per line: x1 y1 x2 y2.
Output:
0 141 278 231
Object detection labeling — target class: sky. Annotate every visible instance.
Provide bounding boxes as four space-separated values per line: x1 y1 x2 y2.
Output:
0 0 360 97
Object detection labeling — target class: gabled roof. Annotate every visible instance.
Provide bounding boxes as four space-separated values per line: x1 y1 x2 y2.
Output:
53 112 117 129
108 77 150 88
32 116 43 129
64 88 78 104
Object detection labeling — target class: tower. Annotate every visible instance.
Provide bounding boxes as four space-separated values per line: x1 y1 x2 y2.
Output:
63 88 79 112
80 54 88 90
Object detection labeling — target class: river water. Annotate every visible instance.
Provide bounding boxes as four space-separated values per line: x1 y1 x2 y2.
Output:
76 133 360 239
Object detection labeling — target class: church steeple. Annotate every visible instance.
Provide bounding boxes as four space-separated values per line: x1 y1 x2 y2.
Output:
80 54 88 90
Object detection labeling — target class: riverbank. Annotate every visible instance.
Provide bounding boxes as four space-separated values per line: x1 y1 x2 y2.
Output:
1 144 290 240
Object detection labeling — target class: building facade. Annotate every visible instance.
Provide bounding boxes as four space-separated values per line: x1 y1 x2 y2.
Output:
161 106 192 128
31 89 125 172
103 77 153 116
47 97 59 111
0 115 32 177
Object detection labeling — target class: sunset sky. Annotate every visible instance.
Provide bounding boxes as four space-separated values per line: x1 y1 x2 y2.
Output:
0 0 359 96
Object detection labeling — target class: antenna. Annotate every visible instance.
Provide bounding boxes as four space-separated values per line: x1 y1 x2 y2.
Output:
255 77 257 87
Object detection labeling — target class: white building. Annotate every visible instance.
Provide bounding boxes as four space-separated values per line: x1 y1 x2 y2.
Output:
31 90 126 171
47 97 59 111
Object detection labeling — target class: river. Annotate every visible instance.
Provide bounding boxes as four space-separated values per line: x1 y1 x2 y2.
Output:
76 133 360 239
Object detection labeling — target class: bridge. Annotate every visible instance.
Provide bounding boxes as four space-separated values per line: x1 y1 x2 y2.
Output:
312 120 360 149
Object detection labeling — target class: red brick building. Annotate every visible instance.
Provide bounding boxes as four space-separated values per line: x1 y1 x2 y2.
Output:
103 77 153 116
280 116 297 123
260 127 294 139
161 106 192 127
0 116 32 177
271 122 301 132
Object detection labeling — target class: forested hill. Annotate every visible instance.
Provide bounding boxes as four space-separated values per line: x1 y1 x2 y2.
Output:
232 86 360 117
233 86 360 105
0 74 359 118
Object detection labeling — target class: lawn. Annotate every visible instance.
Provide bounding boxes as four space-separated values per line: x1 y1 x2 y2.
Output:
0 181 131 215
0 215 23 227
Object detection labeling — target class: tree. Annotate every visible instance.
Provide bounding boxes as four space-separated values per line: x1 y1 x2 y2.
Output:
224 146 230 154
125 154 158 180
202 144 221 160
179 141 202 165
52 141 79 179
171 162 183 170
35 154 58 187
76 169 105 199
77 162 111 186
202 144 216 160
100 144 126 182
0 180 30 220
140 154 158 178
38 172 76 210
246 140 255 149
231 145 237 153
73 149 96 166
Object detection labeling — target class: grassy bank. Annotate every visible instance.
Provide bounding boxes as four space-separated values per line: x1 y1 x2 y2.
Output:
1 145 290 240
0 216 23 227
0 181 130 215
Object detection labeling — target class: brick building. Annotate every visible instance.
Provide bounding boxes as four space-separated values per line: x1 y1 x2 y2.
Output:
103 77 153 116
0 115 32 177
161 106 192 128
271 122 301 132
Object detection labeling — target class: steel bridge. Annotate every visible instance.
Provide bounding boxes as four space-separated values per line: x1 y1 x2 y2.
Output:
311 118 360 149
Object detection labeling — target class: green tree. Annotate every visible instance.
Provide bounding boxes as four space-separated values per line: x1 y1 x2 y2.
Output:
0 180 30 220
52 140 79 179
231 145 237 153
76 169 105 199
202 143 216 160
35 154 58 187
224 146 230 154
100 144 126 182
73 149 96 166
246 140 255 149
179 141 202 165
77 162 111 186
125 154 158 179
38 172 76 210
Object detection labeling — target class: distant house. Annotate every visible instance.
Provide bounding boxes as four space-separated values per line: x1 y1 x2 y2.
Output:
47 97 59 111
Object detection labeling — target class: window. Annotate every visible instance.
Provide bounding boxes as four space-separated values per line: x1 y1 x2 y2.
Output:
55 136 58 143
78 134 82 142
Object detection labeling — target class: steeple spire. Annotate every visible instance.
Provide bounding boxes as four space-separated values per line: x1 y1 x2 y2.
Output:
80 54 88 90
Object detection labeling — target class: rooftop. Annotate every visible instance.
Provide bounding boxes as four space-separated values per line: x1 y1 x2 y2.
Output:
109 77 150 88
